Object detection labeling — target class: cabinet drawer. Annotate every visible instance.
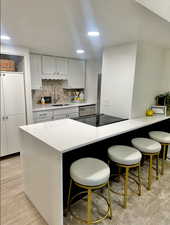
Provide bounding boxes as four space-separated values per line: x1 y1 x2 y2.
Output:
53 107 79 116
33 110 53 122
68 112 79 118
53 114 67 120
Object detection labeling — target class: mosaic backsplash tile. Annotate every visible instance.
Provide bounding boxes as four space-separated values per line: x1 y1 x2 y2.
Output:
32 80 70 104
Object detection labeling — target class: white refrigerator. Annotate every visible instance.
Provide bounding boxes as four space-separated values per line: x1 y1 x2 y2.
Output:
1 72 26 156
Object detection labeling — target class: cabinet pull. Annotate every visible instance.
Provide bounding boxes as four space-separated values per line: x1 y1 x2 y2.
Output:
39 113 47 116
2 116 8 120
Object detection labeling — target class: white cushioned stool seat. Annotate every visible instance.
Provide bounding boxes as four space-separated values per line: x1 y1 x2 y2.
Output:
132 138 161 153
70 158 110 186
149 131 170 144
108 145 142 165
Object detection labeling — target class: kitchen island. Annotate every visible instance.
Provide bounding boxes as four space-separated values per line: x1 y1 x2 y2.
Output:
20 115 170 225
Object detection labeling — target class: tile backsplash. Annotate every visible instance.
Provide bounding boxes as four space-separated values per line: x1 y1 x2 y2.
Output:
32 80 71 104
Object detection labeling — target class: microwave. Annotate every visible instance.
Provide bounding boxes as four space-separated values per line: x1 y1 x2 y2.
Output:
156 93 170 108
155 95 166 106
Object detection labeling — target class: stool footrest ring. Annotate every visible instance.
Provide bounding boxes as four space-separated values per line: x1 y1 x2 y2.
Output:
69 190 111 224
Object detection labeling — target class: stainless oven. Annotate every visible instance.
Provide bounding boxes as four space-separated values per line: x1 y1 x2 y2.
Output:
79 104 96 117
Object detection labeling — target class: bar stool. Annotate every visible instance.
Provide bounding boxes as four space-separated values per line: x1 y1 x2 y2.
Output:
108 145 142 208
149 131 170 175
131 138 161 190
67 158 112 224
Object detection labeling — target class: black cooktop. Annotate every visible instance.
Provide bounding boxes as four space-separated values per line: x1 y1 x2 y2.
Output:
73 114 127 127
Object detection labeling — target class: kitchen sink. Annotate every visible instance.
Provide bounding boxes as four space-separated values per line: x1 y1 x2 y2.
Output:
52 104 70 106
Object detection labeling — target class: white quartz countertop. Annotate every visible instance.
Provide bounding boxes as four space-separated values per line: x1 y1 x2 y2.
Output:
20 115 170 154
32 102 95 112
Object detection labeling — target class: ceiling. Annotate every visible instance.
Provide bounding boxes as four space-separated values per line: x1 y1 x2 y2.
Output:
1 0 170 59
136 0 170 22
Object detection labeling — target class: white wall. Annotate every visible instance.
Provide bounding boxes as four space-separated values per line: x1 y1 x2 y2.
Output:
85 59 100 103
131 42 166 118
1 45 33 123
161 49 170 92
101 43 137 119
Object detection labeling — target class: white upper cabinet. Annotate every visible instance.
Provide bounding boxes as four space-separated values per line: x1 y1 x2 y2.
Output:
67 59 85 89
30 54 85 87
42 56 56 74
30 54 42 89
56 58 68 76
42 56 68 79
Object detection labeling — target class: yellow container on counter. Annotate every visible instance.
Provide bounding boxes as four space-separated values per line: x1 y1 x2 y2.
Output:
146 109 154 117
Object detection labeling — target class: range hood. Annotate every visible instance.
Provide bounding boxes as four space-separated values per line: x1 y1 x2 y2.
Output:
41 74 67 80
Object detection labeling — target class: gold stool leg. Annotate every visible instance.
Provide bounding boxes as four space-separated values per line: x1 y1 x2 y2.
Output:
161 145 166 175
138 164 142 196
117 166 121 182
124 167 129 209
148 155 153 190
87 188 92 224
107 181 112 219
156 154 159 180
67 179 73 212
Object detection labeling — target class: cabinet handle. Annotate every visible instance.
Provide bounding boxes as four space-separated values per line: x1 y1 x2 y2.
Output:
39 113 48 116
3 74 5 76
2 116 8 120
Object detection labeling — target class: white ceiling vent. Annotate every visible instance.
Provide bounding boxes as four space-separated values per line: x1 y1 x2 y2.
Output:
136 0 170 22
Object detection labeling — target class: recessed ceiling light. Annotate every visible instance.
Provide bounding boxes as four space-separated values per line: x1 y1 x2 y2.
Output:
0 35 11 40
88 31 100 37
76 49 85 54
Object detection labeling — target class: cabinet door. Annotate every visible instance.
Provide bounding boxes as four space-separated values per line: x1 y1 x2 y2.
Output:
1 118 8 156
68 60 85 88
5 114 26 155
42 56 56 74
2 73 26 115
0 74 7 156
56 58 68 76
30 54 42 89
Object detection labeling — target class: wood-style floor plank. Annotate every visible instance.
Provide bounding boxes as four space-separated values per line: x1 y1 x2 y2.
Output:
1 156 170 225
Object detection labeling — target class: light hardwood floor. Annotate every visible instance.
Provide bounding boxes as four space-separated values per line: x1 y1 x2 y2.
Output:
1 156 170 225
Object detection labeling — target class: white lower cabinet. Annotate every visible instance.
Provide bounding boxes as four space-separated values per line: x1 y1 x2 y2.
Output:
33 107 79 123
5 114 26 155
33 110 53 123
1 115 26 156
